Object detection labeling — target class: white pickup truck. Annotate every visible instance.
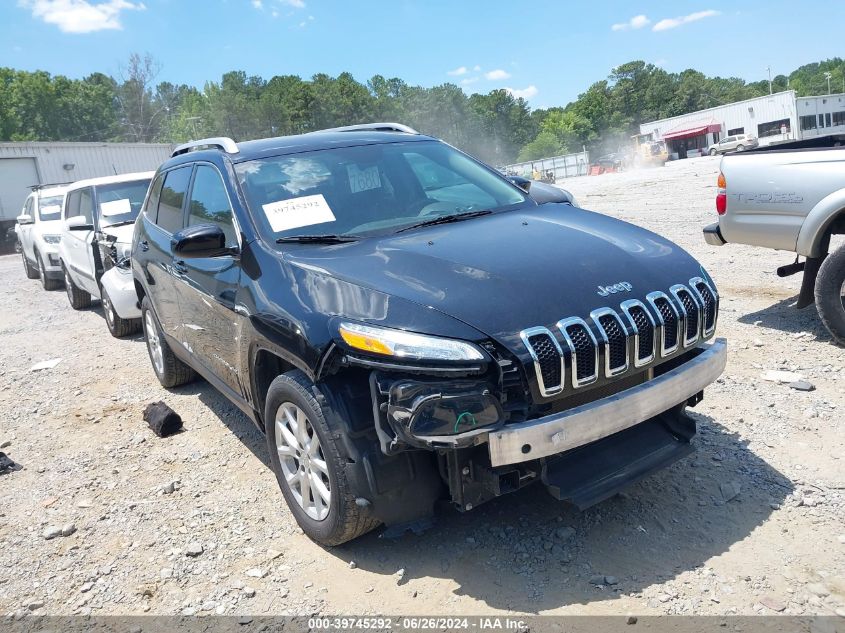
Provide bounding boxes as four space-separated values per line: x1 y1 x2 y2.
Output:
703 135 845 345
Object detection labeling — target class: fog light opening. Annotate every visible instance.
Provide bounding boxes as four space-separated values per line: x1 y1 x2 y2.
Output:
521 444 532 454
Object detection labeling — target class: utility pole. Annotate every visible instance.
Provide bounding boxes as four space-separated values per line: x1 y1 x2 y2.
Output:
766 66 772 94
824 72 832 95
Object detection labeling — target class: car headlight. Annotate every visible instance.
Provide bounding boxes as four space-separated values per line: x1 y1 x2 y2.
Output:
338 322 485 362
42 234 61 244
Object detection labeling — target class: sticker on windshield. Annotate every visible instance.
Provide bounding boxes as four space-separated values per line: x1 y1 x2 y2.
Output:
40 205 61 216
262 194 336 233
100 199 131 216
347 164 381 194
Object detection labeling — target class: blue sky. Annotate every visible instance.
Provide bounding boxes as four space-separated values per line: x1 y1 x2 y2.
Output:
3 1 843 109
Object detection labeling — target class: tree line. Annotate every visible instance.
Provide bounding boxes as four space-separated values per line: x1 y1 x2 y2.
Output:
1 53 842 166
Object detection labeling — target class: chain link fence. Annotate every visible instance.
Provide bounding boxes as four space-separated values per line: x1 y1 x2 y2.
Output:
501 150 590 181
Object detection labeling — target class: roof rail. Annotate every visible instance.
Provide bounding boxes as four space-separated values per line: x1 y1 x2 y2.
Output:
316 122 420 135
29 182 72 191
171 137 239 158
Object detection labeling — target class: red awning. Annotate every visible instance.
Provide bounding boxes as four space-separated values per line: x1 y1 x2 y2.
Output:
663 124 721 140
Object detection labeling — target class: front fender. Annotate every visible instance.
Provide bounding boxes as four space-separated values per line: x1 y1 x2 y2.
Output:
796 188 845 257
101 266 142 319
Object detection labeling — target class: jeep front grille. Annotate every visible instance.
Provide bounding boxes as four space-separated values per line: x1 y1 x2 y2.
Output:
519 327 564 397
520 277 718 397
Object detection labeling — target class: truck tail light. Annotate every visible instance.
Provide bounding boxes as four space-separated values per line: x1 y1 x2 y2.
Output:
716 172 727 215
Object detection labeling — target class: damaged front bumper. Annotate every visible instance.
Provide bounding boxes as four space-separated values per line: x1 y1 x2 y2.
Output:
100 266 141 320
488 338 726 466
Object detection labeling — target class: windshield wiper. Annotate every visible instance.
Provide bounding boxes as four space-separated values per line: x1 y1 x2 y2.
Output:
276 234 360 244
395 209 492 233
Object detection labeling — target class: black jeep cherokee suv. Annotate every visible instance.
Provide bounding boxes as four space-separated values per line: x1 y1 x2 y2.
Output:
132 123 726 545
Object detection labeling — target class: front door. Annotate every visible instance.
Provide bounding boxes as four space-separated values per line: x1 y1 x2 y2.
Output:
63 187 98 295
176 164 244 397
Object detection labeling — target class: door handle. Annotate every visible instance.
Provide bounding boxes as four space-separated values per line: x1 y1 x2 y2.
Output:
139 240 149 252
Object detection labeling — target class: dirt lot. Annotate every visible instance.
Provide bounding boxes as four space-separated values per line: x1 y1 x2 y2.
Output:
1 156 843 618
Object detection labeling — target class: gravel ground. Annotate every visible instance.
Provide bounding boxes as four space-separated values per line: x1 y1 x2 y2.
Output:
1 156 843 619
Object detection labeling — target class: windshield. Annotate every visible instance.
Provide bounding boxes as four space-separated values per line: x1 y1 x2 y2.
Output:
97 179 151 228
36 195 64 221
234 140 528 240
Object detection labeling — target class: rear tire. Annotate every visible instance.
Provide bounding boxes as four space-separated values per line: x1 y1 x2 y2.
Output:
102 285 140 338
815 244 845 346
735 145 745 152
37 252 61 291
64 266 92 309
709 148 717 157
140 296 195 387
265 370 380 546
22 250 38 279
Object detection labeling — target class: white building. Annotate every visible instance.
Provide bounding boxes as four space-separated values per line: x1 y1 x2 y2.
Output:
0 142 172 225
640 91 798 159
796 93 845 138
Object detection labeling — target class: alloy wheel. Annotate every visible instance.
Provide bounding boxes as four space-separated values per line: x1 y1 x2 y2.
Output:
103 291 115 329
274 402 331 521
144 310 164 376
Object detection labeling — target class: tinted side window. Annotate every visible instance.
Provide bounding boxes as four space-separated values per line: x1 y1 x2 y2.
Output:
187 165 237 247
144 175 164 219
24 197 33 216
66 188 94 223
155 167 192 234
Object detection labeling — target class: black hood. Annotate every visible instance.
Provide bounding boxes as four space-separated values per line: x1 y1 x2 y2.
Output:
285 204 709 354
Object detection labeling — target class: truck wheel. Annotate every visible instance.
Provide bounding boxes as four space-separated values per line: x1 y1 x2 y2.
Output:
265 370 380 546
815 244 845 346
102 285 140 338
64 266 92 309
22 250 39 279
37 252 61 291
140 296 196 387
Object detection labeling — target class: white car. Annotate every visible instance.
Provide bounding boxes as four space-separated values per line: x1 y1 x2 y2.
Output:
16 184 69 290
59 172 154 337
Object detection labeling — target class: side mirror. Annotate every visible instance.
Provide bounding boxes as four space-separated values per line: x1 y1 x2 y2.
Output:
16 214 33 225
66 215 94 231
172 224 235 259
507 175 531 193
526 180 577 206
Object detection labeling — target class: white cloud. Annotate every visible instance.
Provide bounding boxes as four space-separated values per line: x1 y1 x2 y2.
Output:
611 14 650 31
19 0 145 33
654 58 668 67
447 66 468 76
251 0 262 7
505 85 538 100
280 0 305 7
653 9 719 31
484 69 511 80
461 77 479 86
473 65 481 71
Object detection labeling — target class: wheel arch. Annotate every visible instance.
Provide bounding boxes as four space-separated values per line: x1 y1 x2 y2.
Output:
797 190 845 257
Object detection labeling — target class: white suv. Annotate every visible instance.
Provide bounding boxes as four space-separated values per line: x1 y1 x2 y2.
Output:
16 184 69 290
59 172 154 337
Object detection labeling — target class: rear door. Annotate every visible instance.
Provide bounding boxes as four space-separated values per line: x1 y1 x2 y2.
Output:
176 163 244 396
19 196 35 259
63 187 99 295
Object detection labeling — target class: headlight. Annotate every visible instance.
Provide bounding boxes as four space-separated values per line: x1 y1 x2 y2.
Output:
338 322 485 362
42 234 61 244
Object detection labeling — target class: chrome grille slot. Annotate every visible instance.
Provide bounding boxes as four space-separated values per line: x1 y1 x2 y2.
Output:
519 327 564 397
591 309 629 377
690 277 718 337
671 284 700 347
647 292 680 355
558 317 599 387
621 300 656 366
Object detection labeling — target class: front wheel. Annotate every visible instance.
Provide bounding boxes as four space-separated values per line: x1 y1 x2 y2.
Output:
37 252 61 291
102 285 140 338
140 296 195 387
815 244 845 346
22 250 39 279
265 371 379 546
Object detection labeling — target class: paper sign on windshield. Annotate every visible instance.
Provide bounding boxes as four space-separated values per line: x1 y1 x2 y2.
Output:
100 199 131 216
347 164 381 193
262 194 336 233
40 205 61 215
